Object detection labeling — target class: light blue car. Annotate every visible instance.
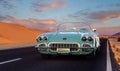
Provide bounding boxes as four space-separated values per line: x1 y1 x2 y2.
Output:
35 23 100 58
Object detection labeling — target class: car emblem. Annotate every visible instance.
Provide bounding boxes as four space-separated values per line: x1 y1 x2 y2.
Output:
63 38 67 40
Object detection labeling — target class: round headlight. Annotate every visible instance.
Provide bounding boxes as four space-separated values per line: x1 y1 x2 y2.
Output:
82 36 87 41
40 36 48 41
88 36 93 41
43 36 47 41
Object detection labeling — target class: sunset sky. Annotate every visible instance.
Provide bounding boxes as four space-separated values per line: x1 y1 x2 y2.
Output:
0 0 120 35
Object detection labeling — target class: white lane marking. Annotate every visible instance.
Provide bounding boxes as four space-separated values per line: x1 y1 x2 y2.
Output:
106 41 112 71
0 58 22 65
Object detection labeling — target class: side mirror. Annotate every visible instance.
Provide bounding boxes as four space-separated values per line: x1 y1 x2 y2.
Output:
92 29 96 32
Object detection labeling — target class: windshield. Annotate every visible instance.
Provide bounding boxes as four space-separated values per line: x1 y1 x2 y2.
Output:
57 22 91 32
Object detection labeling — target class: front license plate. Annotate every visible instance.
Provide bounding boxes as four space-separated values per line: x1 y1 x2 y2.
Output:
57 48 70 53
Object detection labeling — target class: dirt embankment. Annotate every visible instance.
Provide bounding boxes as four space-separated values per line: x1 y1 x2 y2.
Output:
109 37 120 65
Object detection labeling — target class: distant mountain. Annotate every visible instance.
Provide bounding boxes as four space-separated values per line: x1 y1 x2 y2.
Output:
112 32 120 36
0 22 45 43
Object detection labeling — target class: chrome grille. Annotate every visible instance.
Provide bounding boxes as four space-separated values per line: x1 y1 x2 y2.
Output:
49 43 79 52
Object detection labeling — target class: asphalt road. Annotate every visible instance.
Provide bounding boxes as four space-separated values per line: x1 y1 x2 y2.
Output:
0 39 119 71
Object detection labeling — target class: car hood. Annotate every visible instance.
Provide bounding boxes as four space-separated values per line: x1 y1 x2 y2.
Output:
44 32 89 43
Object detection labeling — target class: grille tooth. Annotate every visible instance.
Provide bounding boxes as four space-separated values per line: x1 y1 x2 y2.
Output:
62 44 63 48
75 44 76 47
68 44 70 48
65 44 67 48
63 44 65 48
73 44 74 47
56 44 58 48
55 44 56 48
71 44 73 48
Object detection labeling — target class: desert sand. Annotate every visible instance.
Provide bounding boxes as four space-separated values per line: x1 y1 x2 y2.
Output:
0 22 45 50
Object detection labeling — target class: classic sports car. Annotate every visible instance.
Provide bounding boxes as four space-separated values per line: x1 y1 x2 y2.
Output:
35 23 100 58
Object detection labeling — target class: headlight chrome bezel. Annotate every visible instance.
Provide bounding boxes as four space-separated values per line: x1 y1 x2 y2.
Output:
88 36 93 41
81 36 87 41
81 36 93 42
36 36 48 42
40 36 48 41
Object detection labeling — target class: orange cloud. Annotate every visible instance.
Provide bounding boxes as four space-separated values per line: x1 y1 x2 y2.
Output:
49 1 66 10
33 1 67 12
29 19 56 24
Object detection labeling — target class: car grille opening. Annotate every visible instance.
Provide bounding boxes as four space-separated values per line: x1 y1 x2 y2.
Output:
82 44 91 48
49 43 79 52
39 44 46 47
82 44 93 52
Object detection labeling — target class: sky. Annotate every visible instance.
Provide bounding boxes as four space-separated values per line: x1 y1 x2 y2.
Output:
0 0 120 35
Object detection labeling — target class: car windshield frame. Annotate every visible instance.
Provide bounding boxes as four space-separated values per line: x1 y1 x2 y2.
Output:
56 23 92 33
